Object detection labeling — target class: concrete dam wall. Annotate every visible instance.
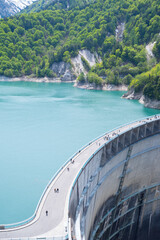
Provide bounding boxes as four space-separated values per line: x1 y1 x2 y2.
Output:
69 117 160 240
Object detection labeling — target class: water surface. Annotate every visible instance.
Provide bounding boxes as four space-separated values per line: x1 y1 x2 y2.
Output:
0 81 159 224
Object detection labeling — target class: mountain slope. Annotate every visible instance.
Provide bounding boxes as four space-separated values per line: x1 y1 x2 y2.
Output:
0 0 37 18
0 0 19 18
21 0 95 14
0 0 160 102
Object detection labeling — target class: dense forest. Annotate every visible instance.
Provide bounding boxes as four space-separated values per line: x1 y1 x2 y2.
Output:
0 0 160 99
21 0 96 14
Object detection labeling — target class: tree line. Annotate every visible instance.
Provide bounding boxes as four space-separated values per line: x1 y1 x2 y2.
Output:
0 0 160 100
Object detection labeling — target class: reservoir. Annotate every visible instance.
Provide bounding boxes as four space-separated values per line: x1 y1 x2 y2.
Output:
0 81 159 224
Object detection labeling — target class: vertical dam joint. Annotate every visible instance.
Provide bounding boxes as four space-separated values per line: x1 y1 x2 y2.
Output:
69 116 160 240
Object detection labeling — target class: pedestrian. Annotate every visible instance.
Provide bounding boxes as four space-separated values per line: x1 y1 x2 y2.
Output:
46 210 48 216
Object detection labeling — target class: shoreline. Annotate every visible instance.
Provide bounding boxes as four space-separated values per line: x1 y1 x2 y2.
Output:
1 76 160 110
122 90 160 110
0 76 128 91
74 82 128 91
0 76 76 83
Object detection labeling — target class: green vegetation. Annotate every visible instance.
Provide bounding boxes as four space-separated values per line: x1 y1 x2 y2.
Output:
77 72 85 83
21 0 96 15
81 56 91 71
0 0 160 98
77 71 103 85
153 39 160 61
91 45 148 85
129 35 160 100
87 72 103 86
130 63 160 100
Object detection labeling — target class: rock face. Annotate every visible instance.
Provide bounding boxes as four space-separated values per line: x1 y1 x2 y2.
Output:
51 49 101 81
9 0 37 10
146 42 156 61
0 0 37 18
123 89 160 109
122 89 142 100
139 95 160 109
115 22 125 42
71 49 101 75
51 61 76 81
75 82 128 91
0 0 19 18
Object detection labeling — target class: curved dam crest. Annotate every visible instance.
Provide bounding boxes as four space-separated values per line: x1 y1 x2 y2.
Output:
1 115 160 240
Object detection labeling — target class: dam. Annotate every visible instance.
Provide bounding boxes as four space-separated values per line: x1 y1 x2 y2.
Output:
0 115 160 240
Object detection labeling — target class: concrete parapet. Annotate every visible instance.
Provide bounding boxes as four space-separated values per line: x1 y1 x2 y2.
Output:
1 116 160 240
68 118 160 240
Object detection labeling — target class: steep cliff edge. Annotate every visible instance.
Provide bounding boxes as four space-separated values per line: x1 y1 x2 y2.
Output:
50 49 101 81
122 41 160 109
71 49 101 75
75 82 128 91
0 0 36 18
122 90 160 109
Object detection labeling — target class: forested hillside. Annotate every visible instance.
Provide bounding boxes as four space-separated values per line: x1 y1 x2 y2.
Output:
21 0 95 14
0 0 160 99
127 38 160 101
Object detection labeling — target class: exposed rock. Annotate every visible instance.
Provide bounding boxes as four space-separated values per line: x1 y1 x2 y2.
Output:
123 89 160 109
51 61 76 81
146 42 156 61
139 95 160 109
50 50 101 81
61 70 74 82
0 0 37 18
0 76 9 81
0 0 19 18
75 82 128 91
74 82 103 90
9 0 37 10
116 22 125 42
0 76 62 82
122 89 142 100
103 84 128 91
1 50 100 83
71 54 85 76
71 49 101 76
51 61 70 76
79 49 101 66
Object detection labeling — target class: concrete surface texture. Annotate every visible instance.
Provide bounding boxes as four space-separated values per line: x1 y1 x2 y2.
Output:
69 116 160 240
0 115 160 240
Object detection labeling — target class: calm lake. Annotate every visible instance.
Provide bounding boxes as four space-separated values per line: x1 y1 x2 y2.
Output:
0 81 159 224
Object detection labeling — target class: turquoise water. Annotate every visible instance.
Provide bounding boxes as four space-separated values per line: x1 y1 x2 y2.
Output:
0 81 159 224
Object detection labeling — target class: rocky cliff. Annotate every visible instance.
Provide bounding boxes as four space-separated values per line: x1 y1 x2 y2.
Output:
71 49 101 75
122 89 160 109
0 0 36 18
51 49 101 81
0 0 19 18
51 61 76 82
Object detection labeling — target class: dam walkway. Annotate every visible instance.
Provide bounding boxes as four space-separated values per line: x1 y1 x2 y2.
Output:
0 115 159 240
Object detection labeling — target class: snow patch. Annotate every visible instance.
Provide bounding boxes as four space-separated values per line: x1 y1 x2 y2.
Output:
50 50 101 81
5 0 37 10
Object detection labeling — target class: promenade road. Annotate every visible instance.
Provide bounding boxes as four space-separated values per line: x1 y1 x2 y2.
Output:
0 115 159 239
